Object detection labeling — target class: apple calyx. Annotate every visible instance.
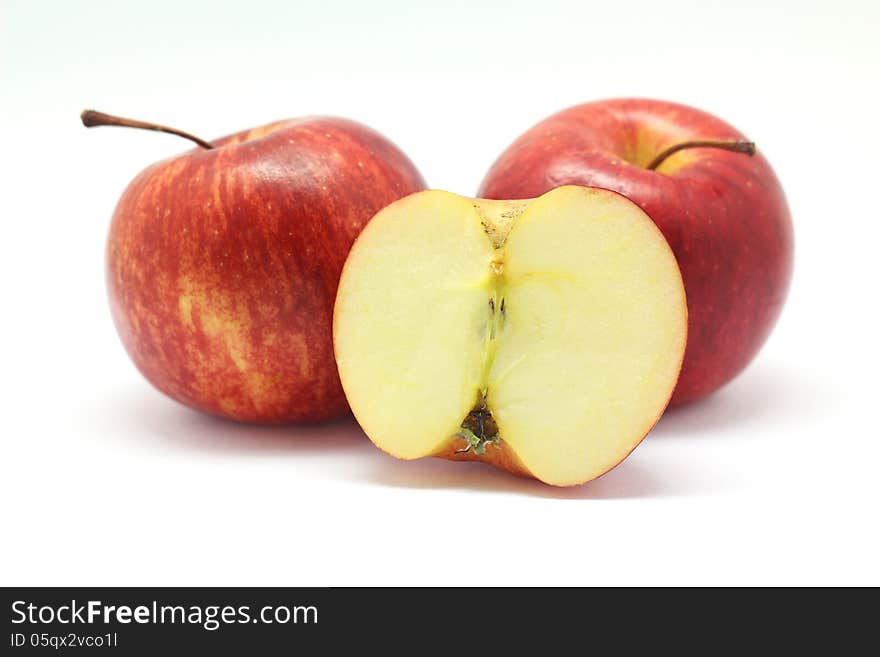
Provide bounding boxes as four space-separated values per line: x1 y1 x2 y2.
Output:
646 139 755 171
456 394 501 455
80 109 215 150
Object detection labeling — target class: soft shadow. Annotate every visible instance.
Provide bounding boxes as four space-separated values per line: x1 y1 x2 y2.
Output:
653 364 827 439
94 385 744 498
97 387 372 456
366 454 685 500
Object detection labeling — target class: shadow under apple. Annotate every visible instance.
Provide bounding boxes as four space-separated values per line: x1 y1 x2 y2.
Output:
652 362 826 440
96 371 801 499
94 386 372 457
363 451 705 500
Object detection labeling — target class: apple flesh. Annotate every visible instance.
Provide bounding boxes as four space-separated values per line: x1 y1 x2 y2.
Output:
479 99 794 405
102 115 426 422
333 186 687 486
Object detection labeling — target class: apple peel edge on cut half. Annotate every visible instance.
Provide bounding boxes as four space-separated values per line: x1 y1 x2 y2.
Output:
333 185 687 486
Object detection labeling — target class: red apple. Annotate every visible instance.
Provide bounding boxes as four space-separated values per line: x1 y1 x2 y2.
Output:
85 110 426 422
479 98 793 405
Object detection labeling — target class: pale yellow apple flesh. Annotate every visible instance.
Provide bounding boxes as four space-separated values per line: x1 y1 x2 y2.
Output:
333 185 687 486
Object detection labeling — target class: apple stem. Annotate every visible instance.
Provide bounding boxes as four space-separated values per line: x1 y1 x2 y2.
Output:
646 140 755 171
80 109 215 150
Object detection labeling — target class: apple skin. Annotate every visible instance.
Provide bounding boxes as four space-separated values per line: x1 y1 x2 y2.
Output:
107 117 426 422
479 98 793 405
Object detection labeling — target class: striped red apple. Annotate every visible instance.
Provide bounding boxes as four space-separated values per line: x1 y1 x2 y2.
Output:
85 110 425 422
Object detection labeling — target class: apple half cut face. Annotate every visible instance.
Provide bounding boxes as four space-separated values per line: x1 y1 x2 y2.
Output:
333 185 687 486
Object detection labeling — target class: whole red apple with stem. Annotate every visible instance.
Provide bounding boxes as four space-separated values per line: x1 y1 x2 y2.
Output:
84 109 426 422
479 98 793 405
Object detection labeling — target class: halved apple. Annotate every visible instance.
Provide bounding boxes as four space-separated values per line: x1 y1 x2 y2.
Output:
333 186 687 486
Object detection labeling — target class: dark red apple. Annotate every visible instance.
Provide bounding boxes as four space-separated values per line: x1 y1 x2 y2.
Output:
479 98 793 405
85 110 426 422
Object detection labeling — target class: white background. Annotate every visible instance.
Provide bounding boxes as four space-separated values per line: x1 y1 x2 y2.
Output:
2 0 878 586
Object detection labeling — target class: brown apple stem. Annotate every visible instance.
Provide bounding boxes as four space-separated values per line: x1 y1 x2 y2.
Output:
80 110 215 150
646 140 755 171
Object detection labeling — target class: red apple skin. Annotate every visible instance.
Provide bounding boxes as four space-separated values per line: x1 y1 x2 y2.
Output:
107 117 426 422
479 99 793 405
